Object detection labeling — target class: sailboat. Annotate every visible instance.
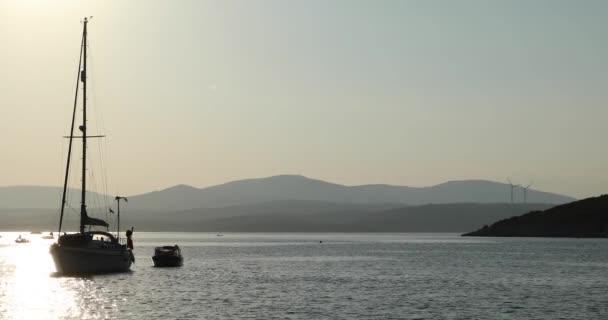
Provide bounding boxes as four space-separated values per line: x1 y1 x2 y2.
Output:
50 17 134 274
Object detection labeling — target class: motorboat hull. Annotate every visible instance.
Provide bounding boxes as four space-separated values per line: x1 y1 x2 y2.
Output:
152 255 183 267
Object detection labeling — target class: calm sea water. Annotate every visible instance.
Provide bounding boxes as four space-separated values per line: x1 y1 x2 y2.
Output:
0 232 606 319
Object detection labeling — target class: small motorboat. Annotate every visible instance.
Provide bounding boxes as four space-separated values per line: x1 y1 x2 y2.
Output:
152 245 183 267
42 232 54 239
15 235 30 243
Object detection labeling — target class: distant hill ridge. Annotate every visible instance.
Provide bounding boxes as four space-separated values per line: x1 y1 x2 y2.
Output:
0 175 575 211
0 186 111 210
0 202 555 232
463 195 608 238
128 175 574 211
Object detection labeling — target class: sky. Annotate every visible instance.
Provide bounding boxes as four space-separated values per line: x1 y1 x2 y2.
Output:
0 0 606 198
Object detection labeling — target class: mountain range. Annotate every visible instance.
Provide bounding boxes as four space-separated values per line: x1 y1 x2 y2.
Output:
0 202 554 233
0 175 574 211
127 175 574 211
0 175 577 232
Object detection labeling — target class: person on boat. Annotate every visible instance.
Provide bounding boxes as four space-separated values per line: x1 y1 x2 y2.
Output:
126 229 134 250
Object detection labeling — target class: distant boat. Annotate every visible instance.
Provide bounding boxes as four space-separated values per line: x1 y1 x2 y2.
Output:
49 18 134 274
30 231 42 234
15 235 30 243
42 232 54 240
152 245 184 267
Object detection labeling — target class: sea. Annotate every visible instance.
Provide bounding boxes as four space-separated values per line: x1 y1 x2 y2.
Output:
0 232 606 319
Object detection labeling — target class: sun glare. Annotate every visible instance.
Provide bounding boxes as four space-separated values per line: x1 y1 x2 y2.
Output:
1 234 78 319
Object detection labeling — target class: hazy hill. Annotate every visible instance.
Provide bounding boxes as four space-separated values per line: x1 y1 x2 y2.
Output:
126 175 575 211
138 203 551 232
0 186 111 209
463 195 608 238
0 176 575 212
0 202 553 232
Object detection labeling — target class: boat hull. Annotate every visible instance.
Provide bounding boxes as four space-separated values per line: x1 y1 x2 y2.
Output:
50 244 133 274
152 255 183 267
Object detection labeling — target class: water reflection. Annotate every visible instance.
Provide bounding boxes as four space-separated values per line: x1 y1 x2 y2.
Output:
0 234 80 319
1 232 607 319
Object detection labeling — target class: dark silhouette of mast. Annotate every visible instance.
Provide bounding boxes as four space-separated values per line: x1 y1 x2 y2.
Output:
58 30 84 233
80 17 89 234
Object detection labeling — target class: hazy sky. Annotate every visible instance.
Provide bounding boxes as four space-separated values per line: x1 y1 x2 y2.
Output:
0 0 606 198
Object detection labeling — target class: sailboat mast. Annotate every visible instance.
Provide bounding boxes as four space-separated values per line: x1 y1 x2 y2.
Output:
80 17 88 234
117 199 120 242
58 30 84 233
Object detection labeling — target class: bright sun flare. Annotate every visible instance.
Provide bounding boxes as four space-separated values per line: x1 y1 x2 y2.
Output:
1 235 78 319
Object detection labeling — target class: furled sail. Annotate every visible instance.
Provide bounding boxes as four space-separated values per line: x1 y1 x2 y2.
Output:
84 213 109 227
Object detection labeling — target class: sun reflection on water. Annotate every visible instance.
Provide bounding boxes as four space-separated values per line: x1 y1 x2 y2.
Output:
0 234 82 320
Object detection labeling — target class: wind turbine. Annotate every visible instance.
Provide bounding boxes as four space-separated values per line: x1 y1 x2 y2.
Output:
522 183 533 204
507 179 520 204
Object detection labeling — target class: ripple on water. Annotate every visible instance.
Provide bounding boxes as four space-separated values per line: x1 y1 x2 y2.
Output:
0 233 607 319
